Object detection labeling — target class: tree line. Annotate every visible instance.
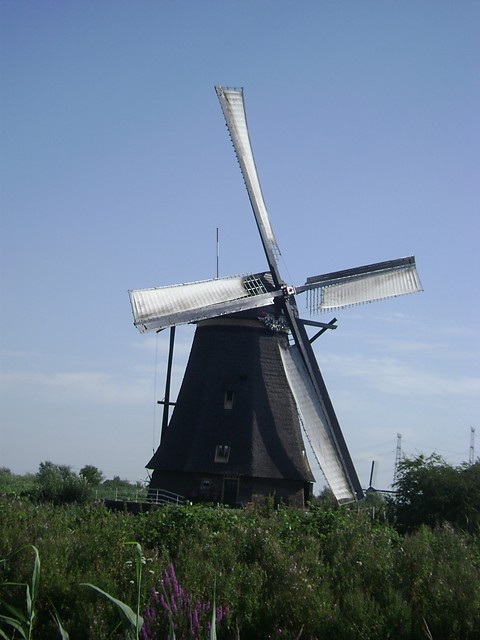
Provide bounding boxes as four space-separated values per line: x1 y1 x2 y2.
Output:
1 454 479 533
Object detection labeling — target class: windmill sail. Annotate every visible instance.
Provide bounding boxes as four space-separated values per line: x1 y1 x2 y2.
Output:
302 256 422 312
129 272 278 332
281 302 365 500
279 342 356 501
216 86 282 281
216 85 366 501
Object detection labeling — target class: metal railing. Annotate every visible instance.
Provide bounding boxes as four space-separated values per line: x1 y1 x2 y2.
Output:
98 487 185 507
147 488 186 506
96 488 148 503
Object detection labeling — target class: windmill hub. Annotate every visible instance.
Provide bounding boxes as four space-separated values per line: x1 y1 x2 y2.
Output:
258 310 290 333
282 285 296 297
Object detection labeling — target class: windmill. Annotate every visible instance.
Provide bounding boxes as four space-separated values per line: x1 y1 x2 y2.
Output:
129 87 422 507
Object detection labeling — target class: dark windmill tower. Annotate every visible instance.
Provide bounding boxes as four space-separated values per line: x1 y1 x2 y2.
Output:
129 87 422 507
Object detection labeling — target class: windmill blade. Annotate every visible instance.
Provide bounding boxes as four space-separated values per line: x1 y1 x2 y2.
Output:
279 341 357 501
280 298 364 501
215 86 283 285
215 84 363 499
299 256 422 313
129 272 278 333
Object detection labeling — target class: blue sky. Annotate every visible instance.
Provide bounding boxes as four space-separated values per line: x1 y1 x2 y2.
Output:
1 1 479 491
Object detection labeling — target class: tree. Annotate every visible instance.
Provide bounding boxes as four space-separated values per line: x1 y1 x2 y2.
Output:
391 454 480 533
102 475 135 490
311 486 338 509
35 461 92 505
79 464 104 486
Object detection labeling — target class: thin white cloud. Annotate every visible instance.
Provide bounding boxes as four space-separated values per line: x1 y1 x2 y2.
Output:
130 329 194 356
322 352 480 398
0 369 150 406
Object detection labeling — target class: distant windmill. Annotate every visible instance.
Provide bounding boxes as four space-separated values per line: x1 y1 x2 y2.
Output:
129 87 422 507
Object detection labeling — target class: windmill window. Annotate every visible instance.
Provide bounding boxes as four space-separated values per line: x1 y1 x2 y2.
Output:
200 479 211 493
215 445 230 463
224 390 234 410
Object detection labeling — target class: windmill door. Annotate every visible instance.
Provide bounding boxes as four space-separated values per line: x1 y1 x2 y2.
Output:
222 476 239 507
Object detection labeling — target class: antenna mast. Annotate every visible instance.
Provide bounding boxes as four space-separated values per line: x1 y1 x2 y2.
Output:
393 433 402 483
216 227 219 278
469 426 476 465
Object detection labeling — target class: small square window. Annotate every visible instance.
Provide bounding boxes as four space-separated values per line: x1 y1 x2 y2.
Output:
200 479 211 493
215 444 231 463
224 390 234 410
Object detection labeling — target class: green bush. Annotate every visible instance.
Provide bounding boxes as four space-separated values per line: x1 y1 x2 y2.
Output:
391 455 480 533
79 465 104 487
33 461 93 505
0 468 36 496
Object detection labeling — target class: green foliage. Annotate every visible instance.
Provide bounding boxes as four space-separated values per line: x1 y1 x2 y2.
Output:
0 466 147 504
210 577 217 640
102 476 139 490
0 545 40 640
1 496 479 639
52 610 70 640
79 465 104 487
392 454 480 533
0 499 156 638
82 542 144 640
82 583 141 640
98 476 147 502
34 462 93 505
0 470 36 497
310 485 338 509
395 523 480 638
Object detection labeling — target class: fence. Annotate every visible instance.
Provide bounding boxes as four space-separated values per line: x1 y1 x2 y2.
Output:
98 487 185 506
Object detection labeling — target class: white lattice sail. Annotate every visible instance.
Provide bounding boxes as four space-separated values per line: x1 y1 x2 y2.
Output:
305 256 422 313
129 273 276 332
279 342 356 502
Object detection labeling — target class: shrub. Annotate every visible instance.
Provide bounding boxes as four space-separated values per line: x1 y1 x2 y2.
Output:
79 465 105 487
391 454 480 533
33 461 93 505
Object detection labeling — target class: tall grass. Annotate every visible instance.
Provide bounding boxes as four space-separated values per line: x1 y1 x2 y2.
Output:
0 545 40 640
82 542 144 640
1 497 479 639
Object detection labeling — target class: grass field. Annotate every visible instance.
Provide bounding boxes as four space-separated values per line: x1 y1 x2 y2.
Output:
1 493 479 640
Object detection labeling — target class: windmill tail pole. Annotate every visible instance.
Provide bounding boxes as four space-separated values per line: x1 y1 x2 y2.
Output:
161 326 176 442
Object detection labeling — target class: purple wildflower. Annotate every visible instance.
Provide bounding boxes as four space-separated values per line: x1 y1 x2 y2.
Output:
192 607 199 630
143 564 229 639
163 568 171 589
170 593 177 613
